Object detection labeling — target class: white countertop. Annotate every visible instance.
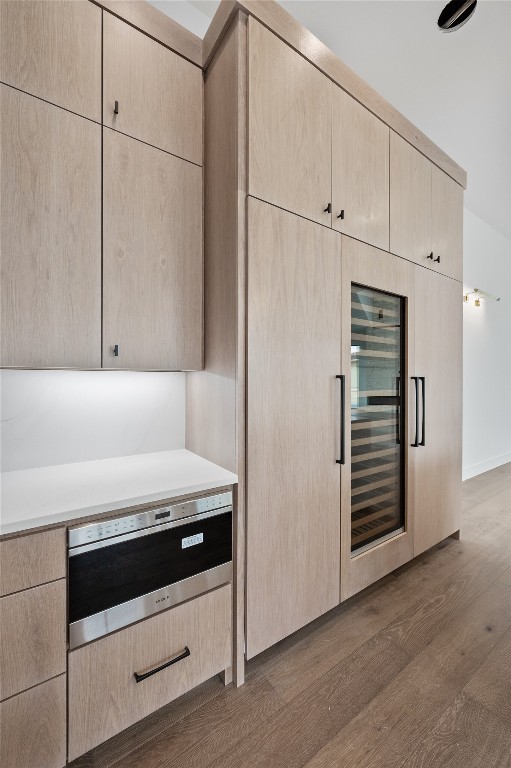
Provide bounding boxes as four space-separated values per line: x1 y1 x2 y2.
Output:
0 450 237 537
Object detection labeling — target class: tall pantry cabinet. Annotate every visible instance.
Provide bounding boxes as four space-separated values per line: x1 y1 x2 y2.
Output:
0 0 203 371
189 3 466 674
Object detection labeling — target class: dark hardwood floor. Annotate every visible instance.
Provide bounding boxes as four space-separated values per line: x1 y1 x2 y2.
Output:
71 463 511 768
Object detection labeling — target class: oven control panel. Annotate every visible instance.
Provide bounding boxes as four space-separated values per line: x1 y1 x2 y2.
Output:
68 491 232 549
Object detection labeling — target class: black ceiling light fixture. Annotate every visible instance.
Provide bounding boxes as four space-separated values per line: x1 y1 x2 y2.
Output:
438 0 478 32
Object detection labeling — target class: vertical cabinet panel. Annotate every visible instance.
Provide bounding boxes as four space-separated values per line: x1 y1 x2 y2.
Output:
340 237 415 601
0 86 101 368
246 198 341 659
0 675 66 768
103 12 203 165
413 269 462 555
332 87 389 250
432 166 464 282
103 130 202 371
248 18 332 226
0 0 101 121
390 132 432 267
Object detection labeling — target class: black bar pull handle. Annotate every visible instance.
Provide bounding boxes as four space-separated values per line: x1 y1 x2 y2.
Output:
411 376 419 447
427 252 434 260
113 344 119 357
336 374 346 465
433 254 441 264
114 100 119 115
337 210 345 220
396 376 401 445
134 646 190 683
420 377 426 446
324 202 332 214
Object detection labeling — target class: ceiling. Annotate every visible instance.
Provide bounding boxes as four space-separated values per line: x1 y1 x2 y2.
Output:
155 1 511 243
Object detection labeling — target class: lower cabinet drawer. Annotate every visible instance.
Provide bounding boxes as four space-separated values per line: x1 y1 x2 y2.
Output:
0 580 66 700
0 675 66 768
68 584 232 760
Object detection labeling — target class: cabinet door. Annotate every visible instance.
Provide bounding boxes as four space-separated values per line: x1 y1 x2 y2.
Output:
340 237 415 601
0 86 101 368
432 166 464 282
413 268 462 556
103 129 202 371
0 676 66 768
103 12 202 165
390 131 432 267
248 18 332 226
332 87 389 250
0 0 101 121
246 198 341 659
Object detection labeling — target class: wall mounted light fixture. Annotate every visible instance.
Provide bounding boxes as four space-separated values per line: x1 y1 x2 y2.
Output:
463 288 501 307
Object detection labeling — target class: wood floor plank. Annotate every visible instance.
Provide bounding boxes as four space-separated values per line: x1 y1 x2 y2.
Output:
463 625 511 729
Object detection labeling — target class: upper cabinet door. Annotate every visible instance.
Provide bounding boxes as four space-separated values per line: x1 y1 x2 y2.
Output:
103 130 202 371
248 18 332 226
1 85 101 369
432 166 463 282
390 132 432 267
332 88 389 250
103 13 202 166
0 0 101 121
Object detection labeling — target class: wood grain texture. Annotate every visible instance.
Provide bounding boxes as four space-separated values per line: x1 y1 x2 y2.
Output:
248 17 332 226
203 0 466 188
0 580 66 700
0 675 66 768
185 14 248 686
65 467 511 768
340 237 415 601
102 129 202 371
0 0 101 121
0 85 101 369
390 131 432 268
103 12 202 165
246 198 341 659
432 165 464 282
68 585 232 761
95 0 202 67
413 268 462 556
332 86 389 250
0 528 65 597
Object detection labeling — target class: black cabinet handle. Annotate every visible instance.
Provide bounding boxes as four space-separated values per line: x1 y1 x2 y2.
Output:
420 377 426 446
336 374 346 465
113 344 119 357
114 100 119 115
433 254 441 264
324 203 332 214
427 252 434 260
134 646 190 683
337 210 345 220
411 376 419 447
396 376 400 445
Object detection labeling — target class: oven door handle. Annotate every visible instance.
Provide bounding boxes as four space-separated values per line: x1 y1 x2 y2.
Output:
134 646 190 683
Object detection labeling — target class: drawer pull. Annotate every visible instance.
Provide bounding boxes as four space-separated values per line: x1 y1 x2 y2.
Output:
134 646 190 683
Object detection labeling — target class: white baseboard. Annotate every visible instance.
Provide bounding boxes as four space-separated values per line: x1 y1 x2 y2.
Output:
462 452 511 481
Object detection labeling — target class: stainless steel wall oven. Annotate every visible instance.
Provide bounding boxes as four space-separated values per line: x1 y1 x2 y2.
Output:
68 491 232 649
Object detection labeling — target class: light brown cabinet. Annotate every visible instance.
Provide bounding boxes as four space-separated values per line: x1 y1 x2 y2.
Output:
0 528 65 597
246 198 341 659
413 268 462 555
0 0 101 121
103 129 203 370
68 585 231 760
248 17 332 226
390 131 463 282
332 87 389 250
0 85 101 369
0 675 66 768
0 580 66 700
103 12 202 165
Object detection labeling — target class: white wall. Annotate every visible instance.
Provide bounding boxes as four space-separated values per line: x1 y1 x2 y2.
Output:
462 208 511 480
0 371 185 473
